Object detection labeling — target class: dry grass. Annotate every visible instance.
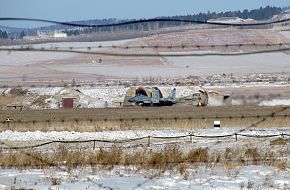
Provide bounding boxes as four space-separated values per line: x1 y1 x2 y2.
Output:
270 138 290 145
0 96 24 106
0 105 289 132
0 113 290 132
0 117 289 132
0 145 288 174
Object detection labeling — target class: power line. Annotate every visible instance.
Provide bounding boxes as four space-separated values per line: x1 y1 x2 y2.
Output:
0 17 290 28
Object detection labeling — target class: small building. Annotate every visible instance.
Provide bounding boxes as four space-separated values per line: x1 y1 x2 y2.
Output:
52 88 79 109
53 33 67 38
61 97 76 109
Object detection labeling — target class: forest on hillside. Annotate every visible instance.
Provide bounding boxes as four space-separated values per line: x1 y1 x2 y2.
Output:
62 6 283 36
1 6 286 39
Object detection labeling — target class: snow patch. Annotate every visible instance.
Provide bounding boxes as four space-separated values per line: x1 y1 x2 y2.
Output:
44 97 59 109
0 128 288 142
259 99 290 106
208 17 255 24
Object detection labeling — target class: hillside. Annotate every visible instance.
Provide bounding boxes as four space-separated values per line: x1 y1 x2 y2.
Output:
0 6 285 39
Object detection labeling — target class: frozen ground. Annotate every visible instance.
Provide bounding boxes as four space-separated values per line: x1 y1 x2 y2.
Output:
280 31 290 39
0 128 289 142
0 166 289 190
1 29 290 85
164 52 290 77
259 99 290 106
0 128 289 190
1 47 289 82
1 128 289 153
33 52 290 78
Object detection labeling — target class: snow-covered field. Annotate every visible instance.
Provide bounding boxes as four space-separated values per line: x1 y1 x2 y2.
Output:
0 128 289 142
165 52 290 77
259 99 290 106
0 128 289 190
1 128 289 153
34 52 290 78
0 166 289 190
280 31 290 39
1 31 290 83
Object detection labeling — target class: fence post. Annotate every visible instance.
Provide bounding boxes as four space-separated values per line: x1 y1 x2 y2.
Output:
93 140 96 150
148 136 151 147
235 133 238 142
5 118 12 130
189 134 192 143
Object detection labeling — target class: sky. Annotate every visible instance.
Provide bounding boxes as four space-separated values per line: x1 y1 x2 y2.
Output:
0 0 290 27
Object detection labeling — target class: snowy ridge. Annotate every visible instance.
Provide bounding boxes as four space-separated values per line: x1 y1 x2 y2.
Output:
207 17 255 24
272 9 290 20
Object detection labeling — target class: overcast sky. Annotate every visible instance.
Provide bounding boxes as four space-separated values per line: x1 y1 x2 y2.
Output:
0 0 289 27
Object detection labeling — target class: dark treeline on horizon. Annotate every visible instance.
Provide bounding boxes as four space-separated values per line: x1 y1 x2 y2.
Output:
0 5 287 38
62 6 284 36
170 5 283 21
0 30 8 39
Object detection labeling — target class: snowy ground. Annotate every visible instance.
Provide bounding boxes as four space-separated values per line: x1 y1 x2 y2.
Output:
0 166 289 190
34 52 290 78
1 128 289 153
164 52 290 77
1 30 290 84
280 31 290 39
259 99 290 106
0 128 289 142
0 128 289 190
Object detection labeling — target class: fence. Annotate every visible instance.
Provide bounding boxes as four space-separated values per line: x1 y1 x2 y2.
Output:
1 46 290 57
1 131 289 150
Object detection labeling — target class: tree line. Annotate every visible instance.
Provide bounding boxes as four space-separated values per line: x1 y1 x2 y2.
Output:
0 6 285 38
169 5 283 22
63 6 283 36
0 30 8 39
